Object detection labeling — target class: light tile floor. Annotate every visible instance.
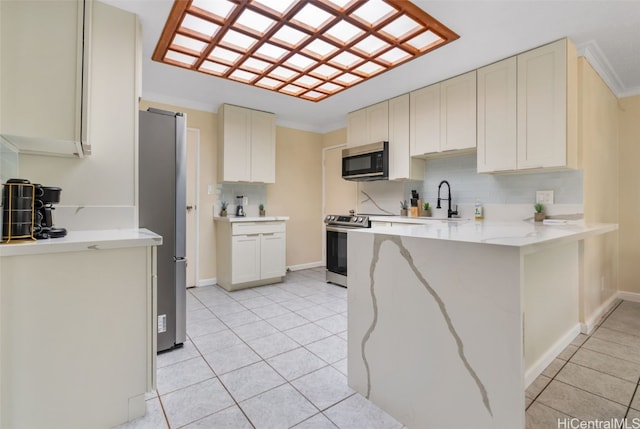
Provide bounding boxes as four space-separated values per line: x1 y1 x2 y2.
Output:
526 300 640 429
116 268 640 429
116 267 406 429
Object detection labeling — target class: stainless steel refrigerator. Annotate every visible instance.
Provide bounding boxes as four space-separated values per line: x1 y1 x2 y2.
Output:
139 108 187 352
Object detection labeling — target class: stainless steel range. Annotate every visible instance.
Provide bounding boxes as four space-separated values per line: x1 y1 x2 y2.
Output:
324 214 370 287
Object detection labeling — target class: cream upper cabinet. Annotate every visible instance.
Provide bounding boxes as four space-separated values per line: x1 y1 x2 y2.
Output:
410 71 476 157
346 100 389 148
440 71 477 152
0 0 91 157
218 104 276 183
478 39 577 173
517 39 577 170
250 109 277 183
388 94 424 180
477 57 518 172
409 84 440 155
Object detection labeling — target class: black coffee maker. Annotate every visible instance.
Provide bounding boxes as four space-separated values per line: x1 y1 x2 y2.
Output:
33 184 67 239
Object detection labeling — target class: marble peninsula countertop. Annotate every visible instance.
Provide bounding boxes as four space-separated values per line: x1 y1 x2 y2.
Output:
0 228 162 257
361 219 617 250
213 216 289 222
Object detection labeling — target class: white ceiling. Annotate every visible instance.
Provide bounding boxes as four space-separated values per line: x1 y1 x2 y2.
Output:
102 0 640 133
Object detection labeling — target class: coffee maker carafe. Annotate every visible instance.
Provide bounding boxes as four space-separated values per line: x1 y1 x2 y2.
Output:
235 195 245 217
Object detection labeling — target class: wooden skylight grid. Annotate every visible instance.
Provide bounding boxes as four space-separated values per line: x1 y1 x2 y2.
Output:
153 0 459 102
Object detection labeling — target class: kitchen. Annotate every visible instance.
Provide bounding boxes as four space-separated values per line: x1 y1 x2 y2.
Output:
1 0 640 428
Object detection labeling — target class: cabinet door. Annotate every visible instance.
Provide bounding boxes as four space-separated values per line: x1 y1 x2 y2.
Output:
517 39 567 169
367 101 389 142
250 110 276 183
1 0 87 144
347 109 367 148
232 234 261 283
477 57 517 172
440 70 477 151
410 84 440 156
388 94 423 180
260 232 286 279
220 105 251 182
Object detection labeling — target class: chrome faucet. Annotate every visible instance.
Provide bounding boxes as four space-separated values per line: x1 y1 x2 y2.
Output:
436 180 458 218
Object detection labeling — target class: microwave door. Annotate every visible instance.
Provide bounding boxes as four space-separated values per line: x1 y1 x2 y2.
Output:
342 153 386 180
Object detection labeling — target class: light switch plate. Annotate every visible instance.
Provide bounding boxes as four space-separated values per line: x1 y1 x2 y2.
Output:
207 185 214 195
536 190 554 205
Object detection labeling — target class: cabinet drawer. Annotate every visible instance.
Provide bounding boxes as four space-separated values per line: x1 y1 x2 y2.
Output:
232 221 285 235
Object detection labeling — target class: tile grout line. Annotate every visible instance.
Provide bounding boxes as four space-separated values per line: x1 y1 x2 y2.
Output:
184 280 350 428
527 300 635 423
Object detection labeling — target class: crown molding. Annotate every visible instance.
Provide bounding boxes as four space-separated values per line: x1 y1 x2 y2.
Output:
576 40 628 97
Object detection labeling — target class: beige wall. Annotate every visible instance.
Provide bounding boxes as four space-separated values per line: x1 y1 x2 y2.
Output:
140 101 325 280
618 95 640 294
140 100 218 282
267 127 324 268
578 58 620 323
322 128 346 148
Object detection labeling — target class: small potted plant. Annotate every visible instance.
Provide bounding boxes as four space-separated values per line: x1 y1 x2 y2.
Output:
534 203 545 222
422 202 431 217
259 203 266 217
400 200 408 216
219 201 228 217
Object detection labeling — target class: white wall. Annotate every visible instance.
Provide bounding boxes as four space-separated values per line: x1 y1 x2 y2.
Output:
17 2 139 231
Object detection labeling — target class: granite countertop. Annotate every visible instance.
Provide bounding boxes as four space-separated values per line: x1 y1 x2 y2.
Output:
0 228 162 257
213 216 289 222
360 219 617 250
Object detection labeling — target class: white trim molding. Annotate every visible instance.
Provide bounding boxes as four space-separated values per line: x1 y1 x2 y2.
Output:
618 291 640 303
196 278 217 287
525 324 581 388
288 261 324 271
576 40 640 98
580 293 621 335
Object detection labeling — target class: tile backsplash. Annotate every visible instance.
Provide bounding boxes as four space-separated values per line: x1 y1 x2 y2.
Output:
0 138 19 183
357 153 583 220
216 183 267 217
421 153 583 205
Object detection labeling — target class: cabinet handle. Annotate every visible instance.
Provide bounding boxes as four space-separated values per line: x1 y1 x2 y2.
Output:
262 233 274 236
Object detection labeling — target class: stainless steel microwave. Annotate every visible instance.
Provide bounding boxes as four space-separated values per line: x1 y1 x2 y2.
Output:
342 141 389 181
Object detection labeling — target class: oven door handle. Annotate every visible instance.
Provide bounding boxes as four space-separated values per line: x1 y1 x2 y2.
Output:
326 226 352 233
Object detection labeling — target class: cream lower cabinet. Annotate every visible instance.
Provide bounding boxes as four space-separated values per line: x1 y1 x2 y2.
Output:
216 220 286 291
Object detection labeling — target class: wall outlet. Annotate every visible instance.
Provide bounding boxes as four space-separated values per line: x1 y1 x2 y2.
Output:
158 314 167 333
536 190 554 205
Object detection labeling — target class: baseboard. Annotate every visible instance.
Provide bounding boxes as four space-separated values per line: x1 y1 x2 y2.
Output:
196 277 216 287
618 290 640 303
524 324 581 388
580 293 620 334
287 261 324 271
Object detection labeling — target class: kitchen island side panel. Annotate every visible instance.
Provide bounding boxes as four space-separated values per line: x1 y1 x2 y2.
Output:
348 232 524 429
0 246 154 428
